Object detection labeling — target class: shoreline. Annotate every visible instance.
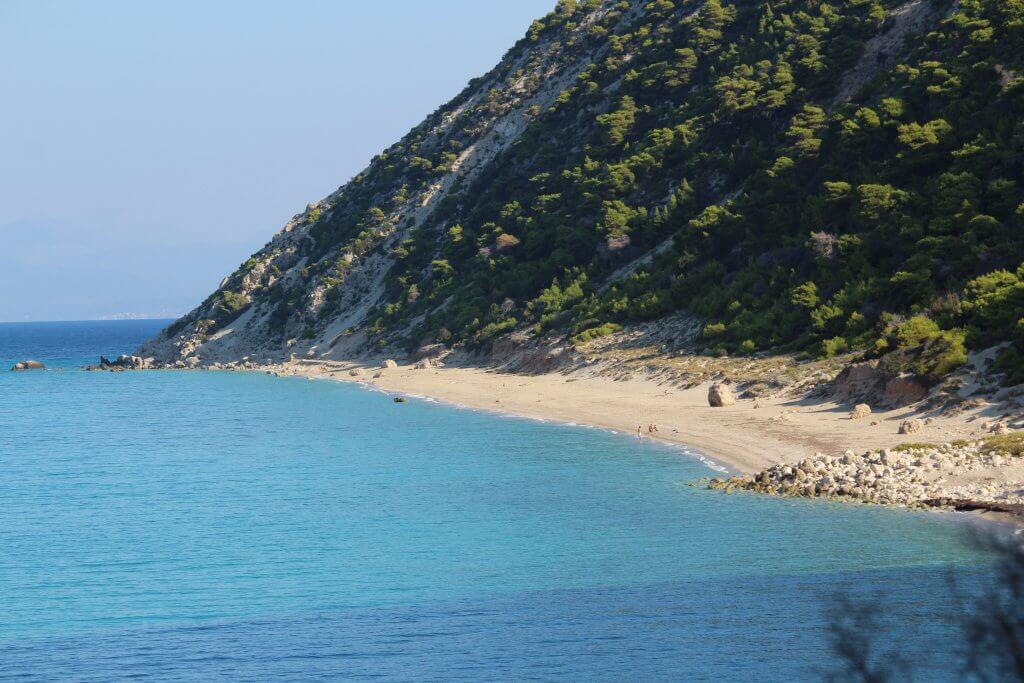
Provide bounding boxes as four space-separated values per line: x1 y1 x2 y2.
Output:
328 367 733 474
261 358 998 474
251 357 1024 524
95 352 1023 521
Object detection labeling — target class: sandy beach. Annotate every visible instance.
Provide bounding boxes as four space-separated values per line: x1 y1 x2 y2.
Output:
267 358 1006 476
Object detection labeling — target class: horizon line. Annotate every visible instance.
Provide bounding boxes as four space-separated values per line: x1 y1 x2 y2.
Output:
0 317 178 325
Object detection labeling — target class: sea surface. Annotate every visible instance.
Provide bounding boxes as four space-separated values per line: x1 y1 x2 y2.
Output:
0 320 1000 680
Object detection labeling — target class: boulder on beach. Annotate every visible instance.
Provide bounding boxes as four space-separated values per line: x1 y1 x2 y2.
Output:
707 383 735 407
899 419 923 435
11 360 45 371
850 403 872 420
349 368 363 377
382 359 398 369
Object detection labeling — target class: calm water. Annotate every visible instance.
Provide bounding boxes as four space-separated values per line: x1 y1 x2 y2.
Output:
0 321 994 680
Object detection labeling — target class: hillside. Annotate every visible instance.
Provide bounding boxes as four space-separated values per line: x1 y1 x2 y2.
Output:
141 0 1024 393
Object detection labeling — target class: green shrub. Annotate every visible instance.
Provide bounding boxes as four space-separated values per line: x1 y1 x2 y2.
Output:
210 290 250 330
893 443 937 453
983 432 1024 458
701 322 727 339
572 322 622 344
993 346 1024 385
876 316 967 385
821 336 849 358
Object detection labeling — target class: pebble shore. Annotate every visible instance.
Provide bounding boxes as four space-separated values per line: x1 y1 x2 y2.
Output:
709 440 1024 512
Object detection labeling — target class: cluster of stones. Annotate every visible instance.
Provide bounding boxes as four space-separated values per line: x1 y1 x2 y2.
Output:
207 359 259 370
165 356 269 371
708 441 1024 509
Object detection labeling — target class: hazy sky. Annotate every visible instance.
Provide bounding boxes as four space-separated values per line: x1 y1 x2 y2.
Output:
0 0 555 321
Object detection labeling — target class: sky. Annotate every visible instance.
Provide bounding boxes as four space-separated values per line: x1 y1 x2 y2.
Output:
0 0 555 322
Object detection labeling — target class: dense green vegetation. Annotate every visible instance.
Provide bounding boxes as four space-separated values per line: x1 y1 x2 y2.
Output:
202 0 1024 386
362 0 1021 379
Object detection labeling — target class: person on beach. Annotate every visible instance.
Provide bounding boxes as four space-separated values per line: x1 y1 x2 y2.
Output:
637 425 643 439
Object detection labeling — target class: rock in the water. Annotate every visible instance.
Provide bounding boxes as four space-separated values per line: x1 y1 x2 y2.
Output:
851 403 872 419
707 383 735 407
899 419 923 435
393 396 407 403
98 356 149 370
382 359 398 369
93 354 150 371
11 360 45 371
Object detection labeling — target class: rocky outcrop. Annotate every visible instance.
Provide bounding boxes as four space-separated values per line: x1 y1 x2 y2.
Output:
830 360 928 409
89 355 153 371
11 360 45 371
412 344 447 362
488 333 580 375
708 438 1024 510
707 384 735 407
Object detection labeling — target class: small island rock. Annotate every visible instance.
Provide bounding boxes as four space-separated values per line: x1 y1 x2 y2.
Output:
11 360 45 371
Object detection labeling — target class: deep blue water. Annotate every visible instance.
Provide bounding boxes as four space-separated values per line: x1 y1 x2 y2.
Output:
0 320 995 680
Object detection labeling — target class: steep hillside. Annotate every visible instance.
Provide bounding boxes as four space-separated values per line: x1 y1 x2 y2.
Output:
142 0 1024 390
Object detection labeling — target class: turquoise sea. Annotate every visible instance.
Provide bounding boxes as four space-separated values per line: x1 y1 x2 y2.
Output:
0 320 996 680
